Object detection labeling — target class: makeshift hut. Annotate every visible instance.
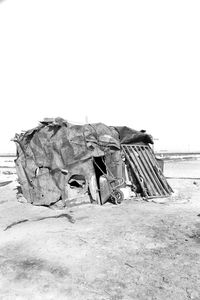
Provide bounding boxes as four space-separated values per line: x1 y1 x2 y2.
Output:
14 117 172 207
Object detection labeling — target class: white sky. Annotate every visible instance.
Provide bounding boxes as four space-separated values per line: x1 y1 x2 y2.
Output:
0 0 199 153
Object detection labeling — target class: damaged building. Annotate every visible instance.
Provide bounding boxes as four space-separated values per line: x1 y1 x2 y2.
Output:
14 118 173 207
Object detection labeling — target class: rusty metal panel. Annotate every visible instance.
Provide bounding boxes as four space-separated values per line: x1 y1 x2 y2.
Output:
122 144 172 199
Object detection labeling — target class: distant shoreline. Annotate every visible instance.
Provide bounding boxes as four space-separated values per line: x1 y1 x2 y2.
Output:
155 152 200 162
0 154 16 157
155 152 200 156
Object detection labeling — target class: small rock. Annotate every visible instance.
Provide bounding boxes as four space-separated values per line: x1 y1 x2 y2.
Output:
193 181 199 186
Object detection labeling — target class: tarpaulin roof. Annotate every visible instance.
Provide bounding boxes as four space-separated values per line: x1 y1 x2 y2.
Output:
15 119 121 171
15 118 153 171
115 126 154 145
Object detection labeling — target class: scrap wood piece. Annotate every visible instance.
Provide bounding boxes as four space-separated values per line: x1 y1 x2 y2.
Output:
122 145 148 197
4 219 29 230
0 181 12 187
142 146 168 195
122 144 173 199
132 146 158 196
148 147 173 193
36 213 75 224
135 145 169 195
4 213 75 231
128 146 154 196
135 146 165 196
125 262 134 268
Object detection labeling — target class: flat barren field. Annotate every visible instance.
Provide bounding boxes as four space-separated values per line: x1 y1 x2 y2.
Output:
0 158 200 300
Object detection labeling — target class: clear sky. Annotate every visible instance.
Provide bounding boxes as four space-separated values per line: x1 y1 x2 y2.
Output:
0 0 199 153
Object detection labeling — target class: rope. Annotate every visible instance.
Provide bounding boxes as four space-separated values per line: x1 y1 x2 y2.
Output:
93 158 107 176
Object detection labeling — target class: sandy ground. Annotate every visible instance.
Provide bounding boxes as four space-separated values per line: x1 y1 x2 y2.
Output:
0 158 200 300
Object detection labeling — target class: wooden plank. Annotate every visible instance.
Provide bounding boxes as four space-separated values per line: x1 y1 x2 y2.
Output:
122 144 173 198
144 146 172 194
139 146 168 196
126 146 152 197
122 146 148 198
128 146 155 196
143 146 169 194
134 146 161 196
148 146 173 193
